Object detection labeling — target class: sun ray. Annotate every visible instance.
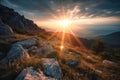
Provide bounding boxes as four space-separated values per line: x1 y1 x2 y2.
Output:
60 25 66 51
69 28 86 49
46 29 59 41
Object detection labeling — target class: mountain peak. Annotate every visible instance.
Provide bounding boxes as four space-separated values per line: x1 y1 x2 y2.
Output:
0 4 45 34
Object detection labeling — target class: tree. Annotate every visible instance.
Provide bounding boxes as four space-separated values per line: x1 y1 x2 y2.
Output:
91 40 104 54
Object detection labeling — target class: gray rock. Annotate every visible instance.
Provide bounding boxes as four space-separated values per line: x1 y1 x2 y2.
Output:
14 38 37 48
0 23 13 36
28 46 38 53
95 69 102 74
41 58 62 80
1 44 29 63
63 50 69 54
35 45 54 55
16 67 55 80
66 59 78 66
103 60 115 65
69 52 79 56
38 39 47 46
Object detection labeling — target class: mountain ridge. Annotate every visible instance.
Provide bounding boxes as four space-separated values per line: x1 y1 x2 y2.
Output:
0 4 45 34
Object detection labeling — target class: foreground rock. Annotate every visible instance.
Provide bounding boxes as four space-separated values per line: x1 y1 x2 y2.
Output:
14 38 37 48
36 45 54 55
1 44 29 63
41 58 62 80
28 40 54 55
16 67 55 80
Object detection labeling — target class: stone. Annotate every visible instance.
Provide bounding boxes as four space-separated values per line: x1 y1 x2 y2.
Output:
28 46 38 53
14 38 37 48
16 67 55 80
38 39 47 46
1 44 29 63
35 45 54 55
69 52 79 56
41 58 62 80
66 59 78 66
103 60 115 65
0 23 13 36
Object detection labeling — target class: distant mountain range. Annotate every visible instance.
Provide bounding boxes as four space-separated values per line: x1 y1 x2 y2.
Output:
95 31 120 47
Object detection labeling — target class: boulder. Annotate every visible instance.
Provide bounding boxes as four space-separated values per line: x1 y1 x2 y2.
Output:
0 23 13 36
28 46 38 53
34 45 54 55
103 60 115 65
16 67 55 80
69 52 79 56
66 59 78 66
63 50 69 54
38 39 47 46
95 69 102 74
41 58 62 80
14 38 37 48
40 45 54 54
1 44 29 63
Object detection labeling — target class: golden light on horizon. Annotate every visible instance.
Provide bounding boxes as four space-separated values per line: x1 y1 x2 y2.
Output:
59 19 70 27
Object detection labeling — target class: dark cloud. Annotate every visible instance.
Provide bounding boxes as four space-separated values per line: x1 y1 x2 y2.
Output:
0 0 120 18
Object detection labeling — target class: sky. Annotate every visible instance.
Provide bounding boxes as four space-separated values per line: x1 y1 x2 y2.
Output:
0 0 120 37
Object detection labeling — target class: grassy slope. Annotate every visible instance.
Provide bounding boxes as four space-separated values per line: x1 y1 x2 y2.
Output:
0 32 120 80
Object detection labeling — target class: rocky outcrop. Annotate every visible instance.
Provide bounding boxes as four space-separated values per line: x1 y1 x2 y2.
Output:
41 58 62 80
28 40 54 55
14 38 38 48
0 23 13 36
0 4 44 34
16 67 55 80
1 44 29 63
37 45 54 55
0 38 38 63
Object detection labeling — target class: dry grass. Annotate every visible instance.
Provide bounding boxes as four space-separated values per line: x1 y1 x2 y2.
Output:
0 56 43 80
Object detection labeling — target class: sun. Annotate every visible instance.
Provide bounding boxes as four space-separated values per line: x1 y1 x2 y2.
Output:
59 19 70 27
60 45 64 50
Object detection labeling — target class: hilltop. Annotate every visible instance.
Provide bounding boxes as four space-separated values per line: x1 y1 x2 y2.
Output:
0 4 120 80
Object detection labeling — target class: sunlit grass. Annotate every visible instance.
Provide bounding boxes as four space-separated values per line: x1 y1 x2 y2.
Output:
0 56 43 80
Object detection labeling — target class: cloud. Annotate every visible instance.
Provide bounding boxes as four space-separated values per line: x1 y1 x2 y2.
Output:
0 0 120 19
67 5 80 19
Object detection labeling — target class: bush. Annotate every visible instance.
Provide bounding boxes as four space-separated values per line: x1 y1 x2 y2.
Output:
91 40 104 54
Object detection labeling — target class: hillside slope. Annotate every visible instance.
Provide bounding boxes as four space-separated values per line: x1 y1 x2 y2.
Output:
0 4 120 80
100 32 120 45
0 4 44 34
